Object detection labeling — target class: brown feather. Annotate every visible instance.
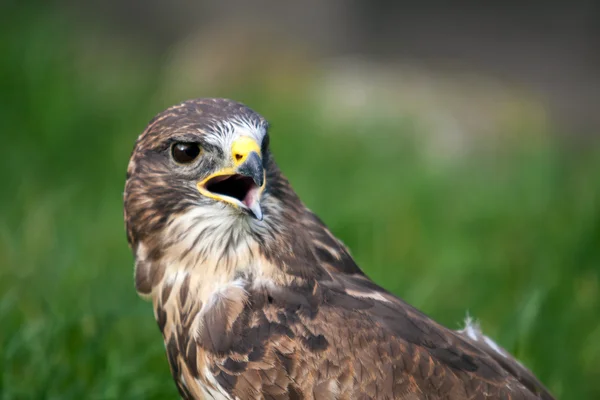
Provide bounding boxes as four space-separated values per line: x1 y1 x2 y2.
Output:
124 98 555 400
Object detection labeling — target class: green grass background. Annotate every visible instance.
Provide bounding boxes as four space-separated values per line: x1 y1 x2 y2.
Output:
1 4 599 399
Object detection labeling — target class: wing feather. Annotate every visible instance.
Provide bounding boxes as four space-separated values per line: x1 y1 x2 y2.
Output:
164 277 552 399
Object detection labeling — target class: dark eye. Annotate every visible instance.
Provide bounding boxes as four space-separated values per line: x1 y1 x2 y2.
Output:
171 142 201 164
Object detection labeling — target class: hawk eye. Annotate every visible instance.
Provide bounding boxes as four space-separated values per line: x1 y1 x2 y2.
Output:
171 142 201 164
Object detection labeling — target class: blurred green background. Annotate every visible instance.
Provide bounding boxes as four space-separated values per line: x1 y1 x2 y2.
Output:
1 2 599 399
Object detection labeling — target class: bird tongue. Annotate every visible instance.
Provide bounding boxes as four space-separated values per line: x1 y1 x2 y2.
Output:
243 186 263 220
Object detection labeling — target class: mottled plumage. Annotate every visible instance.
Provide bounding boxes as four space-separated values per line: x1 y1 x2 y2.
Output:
123 98 554 399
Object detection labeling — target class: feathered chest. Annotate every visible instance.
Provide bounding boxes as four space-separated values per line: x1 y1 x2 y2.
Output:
154 277 319 400
137 211 546 400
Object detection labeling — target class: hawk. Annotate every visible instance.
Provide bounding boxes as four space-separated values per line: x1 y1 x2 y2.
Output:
123 98 554 399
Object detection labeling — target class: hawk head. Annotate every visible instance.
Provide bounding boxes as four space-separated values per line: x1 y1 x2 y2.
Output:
123 98 322 296
123 98 277 240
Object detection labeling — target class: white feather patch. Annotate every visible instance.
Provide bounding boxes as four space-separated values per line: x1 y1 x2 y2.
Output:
201 117 266 161
345 289 391 303
199 367 235 400
460 315 509 358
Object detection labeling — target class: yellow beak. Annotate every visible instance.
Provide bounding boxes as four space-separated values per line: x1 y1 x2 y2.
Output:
196 136 265 220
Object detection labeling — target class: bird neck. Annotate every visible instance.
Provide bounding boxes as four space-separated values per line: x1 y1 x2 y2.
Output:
255 166 364 281
133 165 362 322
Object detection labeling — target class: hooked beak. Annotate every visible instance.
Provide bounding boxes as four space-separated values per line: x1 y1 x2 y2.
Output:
197 137 265 220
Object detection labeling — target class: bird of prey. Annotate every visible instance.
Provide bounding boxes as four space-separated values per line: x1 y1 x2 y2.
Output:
123 98 554 399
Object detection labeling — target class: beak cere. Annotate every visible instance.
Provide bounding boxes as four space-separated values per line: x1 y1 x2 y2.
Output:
197 137 265 220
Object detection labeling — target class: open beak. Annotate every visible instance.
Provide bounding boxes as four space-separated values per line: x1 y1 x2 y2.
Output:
197 137 265 220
